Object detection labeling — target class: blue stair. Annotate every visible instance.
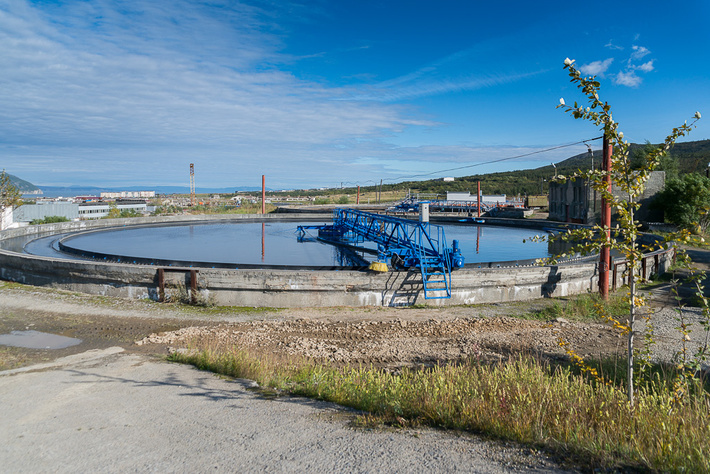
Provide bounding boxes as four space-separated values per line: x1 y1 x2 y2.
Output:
417 249 452 300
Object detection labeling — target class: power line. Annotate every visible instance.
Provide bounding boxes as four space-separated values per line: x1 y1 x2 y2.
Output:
340 136 603 188
384 136 603 183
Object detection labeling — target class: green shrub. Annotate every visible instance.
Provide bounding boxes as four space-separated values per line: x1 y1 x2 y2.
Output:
30 215 70 225
654 173 710 232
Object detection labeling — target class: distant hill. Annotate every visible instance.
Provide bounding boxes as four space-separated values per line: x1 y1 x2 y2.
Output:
554 139 710 174
653 139 710 173
366 138 710 197
3 172 40 193
29 185 265 198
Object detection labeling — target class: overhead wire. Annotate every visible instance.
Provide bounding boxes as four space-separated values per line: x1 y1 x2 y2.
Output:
385 136 603 182
340 136 603 188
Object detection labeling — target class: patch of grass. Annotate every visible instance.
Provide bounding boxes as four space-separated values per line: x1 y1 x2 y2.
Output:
0 347 30 371
172 348 710 472
163 283 215 307
524 292 630 322
0 281 35 291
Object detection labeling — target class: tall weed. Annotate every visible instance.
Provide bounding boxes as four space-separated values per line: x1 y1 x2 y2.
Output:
171 349 709 472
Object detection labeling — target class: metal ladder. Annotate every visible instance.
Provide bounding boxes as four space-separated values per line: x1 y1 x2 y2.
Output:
415 227 452 299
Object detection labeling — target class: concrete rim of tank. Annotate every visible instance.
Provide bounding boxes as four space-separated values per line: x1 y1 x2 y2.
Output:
0 213 674 307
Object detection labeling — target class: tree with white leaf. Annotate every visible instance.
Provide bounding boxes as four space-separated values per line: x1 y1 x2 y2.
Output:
551 58 701 405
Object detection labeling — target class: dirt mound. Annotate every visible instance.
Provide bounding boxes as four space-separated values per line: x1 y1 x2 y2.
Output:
137 316 622 368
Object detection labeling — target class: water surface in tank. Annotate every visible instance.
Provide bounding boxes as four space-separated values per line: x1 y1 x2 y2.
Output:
24 221 555 267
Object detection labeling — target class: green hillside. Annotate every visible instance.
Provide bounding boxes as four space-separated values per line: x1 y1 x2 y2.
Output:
3 172 40 192
556 139 710 174
328 139 710 198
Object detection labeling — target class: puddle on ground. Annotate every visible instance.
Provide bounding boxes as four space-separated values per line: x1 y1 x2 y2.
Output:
0 330 82 349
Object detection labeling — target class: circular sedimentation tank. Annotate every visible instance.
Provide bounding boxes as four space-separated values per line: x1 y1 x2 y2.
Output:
34 219 557 269
0 213 674 307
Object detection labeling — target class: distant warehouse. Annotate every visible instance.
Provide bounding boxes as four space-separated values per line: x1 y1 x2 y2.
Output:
101 191 155 198
446 192 507 204
14 200 147 224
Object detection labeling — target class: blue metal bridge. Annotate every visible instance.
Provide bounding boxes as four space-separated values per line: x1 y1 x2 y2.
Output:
298 208 464 299
387 197 495 215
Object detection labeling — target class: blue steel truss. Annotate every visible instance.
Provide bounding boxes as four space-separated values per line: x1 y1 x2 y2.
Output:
299 209 464 299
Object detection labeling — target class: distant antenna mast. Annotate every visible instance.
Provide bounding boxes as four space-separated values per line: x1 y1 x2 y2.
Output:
587 144 594 170
189 163 195 206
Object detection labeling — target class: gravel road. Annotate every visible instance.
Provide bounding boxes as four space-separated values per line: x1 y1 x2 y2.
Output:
0 347 564 473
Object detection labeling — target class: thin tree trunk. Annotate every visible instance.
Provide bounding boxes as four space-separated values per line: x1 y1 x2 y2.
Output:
628 267 635 406
628 204 636 407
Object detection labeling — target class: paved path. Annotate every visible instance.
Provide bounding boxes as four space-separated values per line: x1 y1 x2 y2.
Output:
0 348 562 473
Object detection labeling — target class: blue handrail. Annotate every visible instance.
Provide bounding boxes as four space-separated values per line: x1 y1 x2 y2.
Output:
299 209 463 299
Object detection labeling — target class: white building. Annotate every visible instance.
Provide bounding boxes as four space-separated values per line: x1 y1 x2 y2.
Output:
1 206 17 230
78 201 148 219
13 200 148 223
100 191 155 199
446 192 506 203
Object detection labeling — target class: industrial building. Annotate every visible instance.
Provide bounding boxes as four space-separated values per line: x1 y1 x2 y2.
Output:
548 171 665 224
100 191 155 198
13 200 148 224
445 191 507 204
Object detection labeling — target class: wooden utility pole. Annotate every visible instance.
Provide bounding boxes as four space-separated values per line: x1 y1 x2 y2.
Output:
599 134 613 299
356 186 360 205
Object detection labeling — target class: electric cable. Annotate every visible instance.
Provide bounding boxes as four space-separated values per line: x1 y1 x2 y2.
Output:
339 136 602 188
385 136 603 182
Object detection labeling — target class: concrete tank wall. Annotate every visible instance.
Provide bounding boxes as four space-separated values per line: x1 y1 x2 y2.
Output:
0 215 674 307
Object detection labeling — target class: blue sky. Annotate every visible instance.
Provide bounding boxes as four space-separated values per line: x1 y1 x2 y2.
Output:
1 0 708 190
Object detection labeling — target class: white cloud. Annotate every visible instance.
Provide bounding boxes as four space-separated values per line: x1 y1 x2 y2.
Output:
631 45 651 60
579 58 614 77
614 47 654 87
1 0 563 188
0 0 427 187
348 69 546 102
342 35 552 102
604 40 624 51
586 43 654 88
615 70 642 87
634 60 655 72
